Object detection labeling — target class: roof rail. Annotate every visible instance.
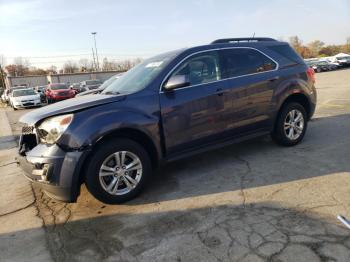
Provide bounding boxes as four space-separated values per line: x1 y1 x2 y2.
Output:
211 37 277 44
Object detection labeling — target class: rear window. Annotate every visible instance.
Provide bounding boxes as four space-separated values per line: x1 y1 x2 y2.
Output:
267 44 304 65
50 84 68 90
220 48 277 78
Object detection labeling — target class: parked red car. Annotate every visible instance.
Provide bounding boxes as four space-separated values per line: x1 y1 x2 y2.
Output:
45 83 76 103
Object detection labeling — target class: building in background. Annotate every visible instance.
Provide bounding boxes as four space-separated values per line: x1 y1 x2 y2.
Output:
4 70 125 89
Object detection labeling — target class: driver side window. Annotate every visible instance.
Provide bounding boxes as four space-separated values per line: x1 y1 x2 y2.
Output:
170 51 221 87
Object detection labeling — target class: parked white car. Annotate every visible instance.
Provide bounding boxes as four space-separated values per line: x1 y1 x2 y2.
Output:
2 89 10 104
9 88 41 110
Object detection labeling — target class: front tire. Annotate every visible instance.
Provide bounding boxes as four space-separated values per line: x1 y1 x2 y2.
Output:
272 102 308 146
85 138 152 204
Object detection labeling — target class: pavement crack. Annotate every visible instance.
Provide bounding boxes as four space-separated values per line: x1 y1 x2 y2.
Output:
0 200 35 217
0 161 17 167
234 155 252 208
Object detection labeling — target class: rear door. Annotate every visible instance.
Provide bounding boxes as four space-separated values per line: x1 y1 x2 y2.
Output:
219 48 279 133
159 50 232 155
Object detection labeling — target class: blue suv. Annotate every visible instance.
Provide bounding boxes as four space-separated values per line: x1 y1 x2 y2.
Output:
17 38 317 204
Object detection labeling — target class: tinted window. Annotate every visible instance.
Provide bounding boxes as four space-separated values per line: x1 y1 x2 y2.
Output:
268 44 304 65
169 51 220 87
220 48 276 78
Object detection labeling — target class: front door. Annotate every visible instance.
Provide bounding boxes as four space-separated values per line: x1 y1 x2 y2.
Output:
159 50 231 155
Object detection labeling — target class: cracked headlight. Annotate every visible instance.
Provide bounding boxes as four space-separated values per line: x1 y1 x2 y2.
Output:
37 114 73 144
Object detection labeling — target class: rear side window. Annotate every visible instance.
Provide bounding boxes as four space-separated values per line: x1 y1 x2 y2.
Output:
220 48 277 79
267 44 304 65
170 51 220 86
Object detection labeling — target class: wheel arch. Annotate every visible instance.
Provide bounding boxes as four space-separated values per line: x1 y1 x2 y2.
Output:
78 127 161 185
274 93 311 132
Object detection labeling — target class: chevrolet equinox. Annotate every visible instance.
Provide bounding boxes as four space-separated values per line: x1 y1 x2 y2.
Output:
17 38 317 204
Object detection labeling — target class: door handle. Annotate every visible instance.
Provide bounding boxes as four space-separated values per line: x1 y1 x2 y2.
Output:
268 76 279 82
215 88 224 96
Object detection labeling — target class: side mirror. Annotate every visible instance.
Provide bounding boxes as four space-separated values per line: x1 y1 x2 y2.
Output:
163 75 190 91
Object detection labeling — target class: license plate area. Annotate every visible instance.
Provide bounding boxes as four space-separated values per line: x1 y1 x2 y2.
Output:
19 126 38 156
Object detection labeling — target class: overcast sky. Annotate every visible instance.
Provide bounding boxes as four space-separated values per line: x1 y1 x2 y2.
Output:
1 0 349 68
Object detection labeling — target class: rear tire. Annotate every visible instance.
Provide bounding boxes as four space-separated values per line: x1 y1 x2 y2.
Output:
272 102 308 146
85 138 152 204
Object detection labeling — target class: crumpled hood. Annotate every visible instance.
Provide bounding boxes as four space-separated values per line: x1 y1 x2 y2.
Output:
20 94 126 125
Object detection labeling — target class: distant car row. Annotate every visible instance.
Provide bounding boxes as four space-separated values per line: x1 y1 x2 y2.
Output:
305 54 350 73
1 74 123 110
69 79 103 93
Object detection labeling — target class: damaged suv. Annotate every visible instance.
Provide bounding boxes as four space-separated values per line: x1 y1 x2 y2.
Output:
17 38 316 204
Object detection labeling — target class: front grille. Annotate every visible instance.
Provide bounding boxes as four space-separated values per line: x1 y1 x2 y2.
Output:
19 126 38 154
22 125 34 135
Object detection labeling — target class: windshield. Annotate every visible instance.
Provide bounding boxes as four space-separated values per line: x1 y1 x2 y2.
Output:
102 51 179 95
13 89 36 97
50 84 68 90
98 75 120 90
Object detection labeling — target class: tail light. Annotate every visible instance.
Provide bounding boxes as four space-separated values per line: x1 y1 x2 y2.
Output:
307 67 316 83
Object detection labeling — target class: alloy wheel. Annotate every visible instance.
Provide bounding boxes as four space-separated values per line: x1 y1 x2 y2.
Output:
284 109 305 141
99 151 143 195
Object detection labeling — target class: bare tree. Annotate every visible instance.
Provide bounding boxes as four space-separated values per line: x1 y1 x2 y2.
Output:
308 40 325 57
4 56 31 76
63 60 78 74
343 37 350 53
79 58 94 72
289 36 303 51
47 65 58 74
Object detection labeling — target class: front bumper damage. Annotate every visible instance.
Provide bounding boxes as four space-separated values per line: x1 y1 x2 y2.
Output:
17 126 87 202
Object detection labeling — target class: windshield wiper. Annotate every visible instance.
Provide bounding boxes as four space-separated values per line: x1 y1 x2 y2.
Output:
103 91 120 95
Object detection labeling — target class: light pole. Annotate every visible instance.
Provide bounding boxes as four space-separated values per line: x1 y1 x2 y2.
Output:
91 32 100 71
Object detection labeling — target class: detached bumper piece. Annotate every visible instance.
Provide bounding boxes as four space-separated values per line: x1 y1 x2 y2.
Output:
17 155 53 183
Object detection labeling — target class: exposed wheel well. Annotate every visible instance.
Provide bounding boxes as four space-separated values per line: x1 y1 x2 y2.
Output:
79 128 159 184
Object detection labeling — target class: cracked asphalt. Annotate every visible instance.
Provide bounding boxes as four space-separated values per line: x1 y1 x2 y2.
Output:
1 69 350 261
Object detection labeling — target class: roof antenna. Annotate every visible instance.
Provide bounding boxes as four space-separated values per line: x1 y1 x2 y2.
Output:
251 32 255 42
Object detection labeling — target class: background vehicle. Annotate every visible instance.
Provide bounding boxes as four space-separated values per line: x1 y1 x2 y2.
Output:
69 83 85 93
18 38 316 204
335 56 350 67
10 88 41 110
76 74 123 96
34 85 48 103
1 93 5 103
311 61 336 72
45 83 76 103
7 86 29 104
1 89 10 103
80 79 102 90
